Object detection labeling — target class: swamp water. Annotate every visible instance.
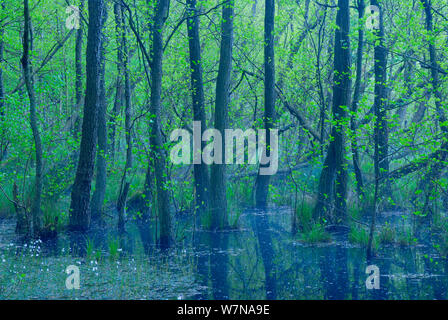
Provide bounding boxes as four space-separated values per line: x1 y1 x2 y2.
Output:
0 207 447 300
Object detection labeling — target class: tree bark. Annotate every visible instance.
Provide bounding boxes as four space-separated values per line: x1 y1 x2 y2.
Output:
372 0 390 202
73 0 85 137
350 0 365 200
0 0 5 119
91 6 109 222
150 0 172 248
367 0 389 258
186 0 210 218
313 0 351 224
255 0 276 208
416 0 448 217
0 0 6 162
110 1 125 162
117 2 133 234
210 0 234 230
69 0 105 232
21 0 43 237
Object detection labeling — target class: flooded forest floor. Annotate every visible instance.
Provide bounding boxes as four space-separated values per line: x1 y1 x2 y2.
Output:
1 205 448 300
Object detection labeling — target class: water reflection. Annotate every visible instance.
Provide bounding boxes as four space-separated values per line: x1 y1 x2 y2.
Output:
1 207 447 300
251 210 277 299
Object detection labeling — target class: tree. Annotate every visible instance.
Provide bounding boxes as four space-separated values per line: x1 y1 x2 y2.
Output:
150 0 172 248
350 0 365 200
372 0 390 203
210 0 235 230
0 0 6 162
255 0 276 208
110 1 125 162
186 0 210 218
21 0 43 237
368 0 387 259
0 0 5 119
116 1 133 233
91 6 109 222
69 0 106 231
420 0 448 209
73 0 85 136
313 0 351 224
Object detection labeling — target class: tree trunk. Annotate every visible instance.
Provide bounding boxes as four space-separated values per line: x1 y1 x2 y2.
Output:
117 2 133 234
350 0 365 200
69 0 105 232
0 0 5 118
0 0 5 162
91 7 109 222
255 0 276 208
73 0 85 137
150 0 172 249
21 0 43 237
186 0 210 219
210 0 234 230
367 0 389 258
416 0 448 217
110 2 125 162
372 0 390 203
313 0 351 224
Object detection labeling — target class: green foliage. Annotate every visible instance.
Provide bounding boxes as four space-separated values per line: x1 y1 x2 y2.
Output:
295 201 313 233
227 178 253 207
86 238 96 261
349 226 370 246
42 200 68 232
0 184 14 219
108 237 121 261
438 235 448 258
396 227 414 246
300 223 332 244
378 223 396 245
270 182 292 207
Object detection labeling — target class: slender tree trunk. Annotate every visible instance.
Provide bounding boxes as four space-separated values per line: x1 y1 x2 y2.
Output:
210 0 234 230
69 0 105 232
21 0 43 237
313 0 351 224
367 0 388 258
255 0 276 208
91 7 109 222
0 0 6 161
350 0 365 200
367 136 379 259
74 0 85 137
150 0 172 248
117 2 133 233
186 0 210 219
372 0 390 203
110 2 125 162
417 0 448 217
0 0 5 118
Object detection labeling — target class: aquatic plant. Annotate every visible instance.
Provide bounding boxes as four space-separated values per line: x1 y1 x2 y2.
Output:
108 237 121 261
301 223 331 244
396 226 414 246
379 223 396 244
349 226 370 246
295 201 313 233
